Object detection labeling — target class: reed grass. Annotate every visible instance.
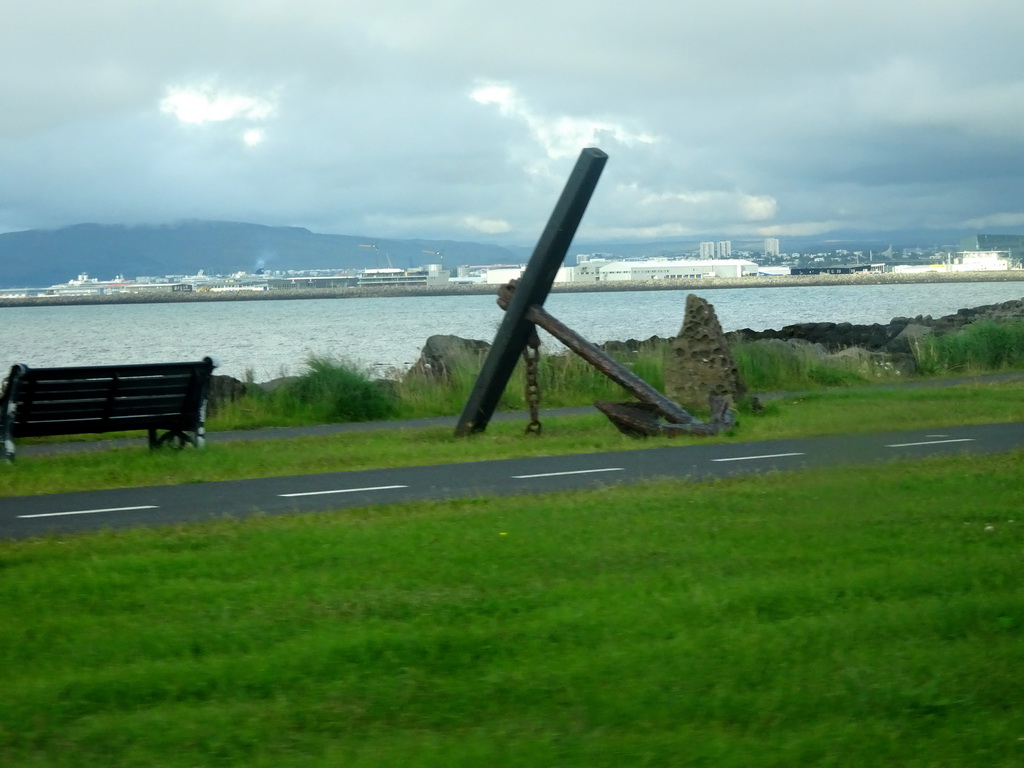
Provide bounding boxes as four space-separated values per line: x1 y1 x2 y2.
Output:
212 355 397 429
731 340 871 390
913 321 1024 375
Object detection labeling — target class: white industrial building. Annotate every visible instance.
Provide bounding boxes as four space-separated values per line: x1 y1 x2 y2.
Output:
481 266 526 284
891 251 1011 274
955 251 1010 271
558 257 759 283
356 264 451 287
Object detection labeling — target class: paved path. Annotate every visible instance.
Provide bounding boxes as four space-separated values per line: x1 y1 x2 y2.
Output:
4 421 1023 539
4 373 1022 539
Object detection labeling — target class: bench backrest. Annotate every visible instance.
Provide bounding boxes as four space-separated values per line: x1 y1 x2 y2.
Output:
1 358 217 438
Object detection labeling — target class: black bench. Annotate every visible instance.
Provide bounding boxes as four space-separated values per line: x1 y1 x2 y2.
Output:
1 357 217 462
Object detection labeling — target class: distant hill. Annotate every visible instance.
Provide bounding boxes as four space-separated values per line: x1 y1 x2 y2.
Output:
0 221 528 288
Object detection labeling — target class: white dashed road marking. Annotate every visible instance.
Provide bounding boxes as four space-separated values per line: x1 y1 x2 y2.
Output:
513 468 624 479
18 505 158 519
886 438 975 448
711 452 804 463
279 485 408 498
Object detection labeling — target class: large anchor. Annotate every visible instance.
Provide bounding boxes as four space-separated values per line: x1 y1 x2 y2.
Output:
455 148 733 439
497 281 733 437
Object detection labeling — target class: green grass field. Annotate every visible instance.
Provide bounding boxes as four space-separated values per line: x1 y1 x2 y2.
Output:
3 327 1023 766
2 453 1022 766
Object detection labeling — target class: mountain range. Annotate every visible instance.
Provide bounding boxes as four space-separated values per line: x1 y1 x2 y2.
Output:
0 221 534 288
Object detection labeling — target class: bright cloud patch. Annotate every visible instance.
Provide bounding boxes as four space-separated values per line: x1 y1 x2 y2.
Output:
242 128 266 147
462 215 511 234
160 84 277 125
639 189 778 223
962 211 1024 229
471 81 658 159
756 221 844 237
739 195 778 221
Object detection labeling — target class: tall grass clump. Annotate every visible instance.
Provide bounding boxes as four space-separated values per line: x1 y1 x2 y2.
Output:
914 321 1024 375
213 355 396 427
732 340 868 391
531 343 666 406
390 347 488 418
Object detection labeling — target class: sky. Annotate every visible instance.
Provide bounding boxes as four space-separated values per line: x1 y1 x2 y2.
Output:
2 0 1024 245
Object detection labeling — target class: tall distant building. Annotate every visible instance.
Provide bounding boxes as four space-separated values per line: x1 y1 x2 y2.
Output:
699 241 715 259
763 238 780 258
716 240 732 259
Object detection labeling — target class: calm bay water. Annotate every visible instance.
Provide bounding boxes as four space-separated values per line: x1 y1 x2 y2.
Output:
2 282 1023 381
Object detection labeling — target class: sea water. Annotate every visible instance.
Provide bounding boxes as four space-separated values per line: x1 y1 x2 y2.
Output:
2 282 1022 381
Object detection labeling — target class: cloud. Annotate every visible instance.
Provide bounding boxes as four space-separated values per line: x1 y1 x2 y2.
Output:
160 84 278 125
756 221 847 238
461 215 511 235
470 81 659 160
2 0 1023 244
961 212 1024 229
242 129 267 147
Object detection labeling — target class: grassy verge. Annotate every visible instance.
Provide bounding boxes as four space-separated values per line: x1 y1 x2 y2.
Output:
2 452 1022 766
4 379 1024 497
209 320 1024 430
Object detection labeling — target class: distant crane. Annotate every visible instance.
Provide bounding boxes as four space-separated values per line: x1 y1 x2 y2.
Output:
421 249 445 270
359 243 392 269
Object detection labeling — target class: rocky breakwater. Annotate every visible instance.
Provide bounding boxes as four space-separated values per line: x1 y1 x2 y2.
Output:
722 296 1024 378
727 297 1024 352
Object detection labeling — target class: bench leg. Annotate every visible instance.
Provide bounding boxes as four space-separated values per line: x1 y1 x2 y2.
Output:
2 422 13 463
150 430 200 449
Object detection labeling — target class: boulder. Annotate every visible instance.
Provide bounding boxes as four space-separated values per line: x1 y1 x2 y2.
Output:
774 337 828 358
885 323 934 354
256 376 299 393
207 374 248 414
407 334 491 380
599 335 669 359
665 295 746 412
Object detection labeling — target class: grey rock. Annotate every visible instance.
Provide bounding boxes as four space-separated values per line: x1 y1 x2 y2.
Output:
256 376 300 393
885 323 934 354
207 374 248 414
665 295 746 412
407 334 491 380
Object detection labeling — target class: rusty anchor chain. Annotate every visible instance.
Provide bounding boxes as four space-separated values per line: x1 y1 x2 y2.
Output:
522 329 543 435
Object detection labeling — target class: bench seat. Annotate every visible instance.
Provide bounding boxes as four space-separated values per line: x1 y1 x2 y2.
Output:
1 358 217 462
